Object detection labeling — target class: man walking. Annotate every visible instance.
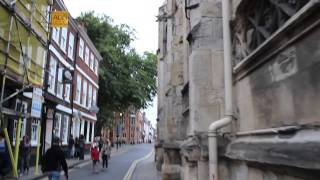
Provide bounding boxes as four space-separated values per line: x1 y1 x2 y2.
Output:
68 135 74 158
101 140 111 170
42 137 68 180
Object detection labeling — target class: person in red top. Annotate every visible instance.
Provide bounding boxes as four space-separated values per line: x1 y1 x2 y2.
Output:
91 144 100 173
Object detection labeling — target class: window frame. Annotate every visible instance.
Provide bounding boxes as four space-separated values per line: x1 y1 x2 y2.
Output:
61 115 69 145
56 66 64 98
85 46 89 65
67 32 75 60
48 56 57 94
31 119 40 146
60 27 68 53
82 80 88 107
75 75 82 103
54 113 62 139
79 38 84 59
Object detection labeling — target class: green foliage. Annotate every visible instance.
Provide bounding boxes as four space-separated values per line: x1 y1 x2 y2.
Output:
77 12 157 130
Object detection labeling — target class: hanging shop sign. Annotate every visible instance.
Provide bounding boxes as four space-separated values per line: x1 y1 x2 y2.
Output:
51 11 69 27
31 88 43 118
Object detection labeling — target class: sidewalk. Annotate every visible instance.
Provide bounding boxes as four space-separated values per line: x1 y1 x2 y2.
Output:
130 151 161 180
19 144 133 180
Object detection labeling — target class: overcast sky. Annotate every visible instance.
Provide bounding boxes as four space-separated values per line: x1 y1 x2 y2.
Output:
64 0 163 127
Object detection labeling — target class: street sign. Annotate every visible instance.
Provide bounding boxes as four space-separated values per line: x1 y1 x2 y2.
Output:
31 88 43 118
51 11 69 27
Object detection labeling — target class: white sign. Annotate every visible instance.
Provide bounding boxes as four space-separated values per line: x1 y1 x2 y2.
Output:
31 88 43 118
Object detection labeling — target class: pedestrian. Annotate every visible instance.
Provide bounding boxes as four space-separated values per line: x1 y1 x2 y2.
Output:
79 135 85 160
74 137 79 158
41 137 68 180
98 137 103 152
90 143 99 173
68 135 74 159
19 135 31 176
101 139 111 170
0 130 10 180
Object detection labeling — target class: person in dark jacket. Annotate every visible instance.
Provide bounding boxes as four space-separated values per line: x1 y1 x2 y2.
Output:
0 130 10 179
19 135 31 176
42 137 68 180
78 135 85 160
74 137 79 158
67 135 74 158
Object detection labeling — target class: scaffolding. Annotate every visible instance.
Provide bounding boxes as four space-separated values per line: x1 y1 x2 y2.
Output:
0 0 51 177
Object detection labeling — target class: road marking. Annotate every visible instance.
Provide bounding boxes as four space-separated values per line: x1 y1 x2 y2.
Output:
123 149 154 180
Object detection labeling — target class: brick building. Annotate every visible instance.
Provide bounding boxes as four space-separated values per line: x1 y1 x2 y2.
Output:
43 0 77 152
72 23 102 146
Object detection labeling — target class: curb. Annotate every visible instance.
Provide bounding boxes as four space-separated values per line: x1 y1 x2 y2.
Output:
123 149 154 180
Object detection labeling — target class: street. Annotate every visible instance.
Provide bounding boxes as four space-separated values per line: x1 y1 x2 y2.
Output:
40 143 155 180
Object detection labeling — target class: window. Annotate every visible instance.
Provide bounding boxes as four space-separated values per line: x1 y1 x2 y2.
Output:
13 100 27 144
64 84 71 102
90 53 94 70
67 33 75 60
79 38 84 59
85 47 89 65
52 28 60 43
94 59 99 74
48 57 57 94
82 80 87 107
31 119 40 145
54 113 62 138
92 88 97 107
60 28 68 52
57 67 64 98
75 75 82 103
87 84 92 108
61 115 69 144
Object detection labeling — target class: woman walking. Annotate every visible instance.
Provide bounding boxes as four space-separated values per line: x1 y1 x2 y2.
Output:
90 143 100 173
101 140 111 170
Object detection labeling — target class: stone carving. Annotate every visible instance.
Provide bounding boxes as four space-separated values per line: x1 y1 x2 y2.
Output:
233 0 309 63
270 47 297 82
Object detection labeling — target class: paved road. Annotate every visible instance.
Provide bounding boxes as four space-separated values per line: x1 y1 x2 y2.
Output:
56 143 153 180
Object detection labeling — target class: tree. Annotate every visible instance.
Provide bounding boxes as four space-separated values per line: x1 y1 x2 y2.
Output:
77 12 157 133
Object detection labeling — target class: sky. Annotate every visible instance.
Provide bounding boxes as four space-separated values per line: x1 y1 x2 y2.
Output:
64 0 163 128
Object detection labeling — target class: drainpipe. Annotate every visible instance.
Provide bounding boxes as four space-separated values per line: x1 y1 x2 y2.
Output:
208 0 233 180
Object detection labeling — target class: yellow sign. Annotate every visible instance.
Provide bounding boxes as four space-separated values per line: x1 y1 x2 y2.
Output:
51 11 69 27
